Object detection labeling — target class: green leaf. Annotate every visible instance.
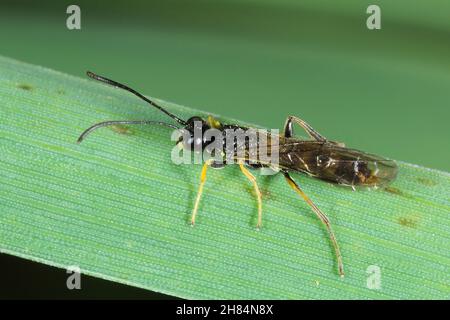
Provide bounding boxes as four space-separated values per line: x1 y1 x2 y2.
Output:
0 55 449 299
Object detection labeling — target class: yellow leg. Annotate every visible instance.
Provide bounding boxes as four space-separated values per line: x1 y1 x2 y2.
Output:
284 172 345 277
191 160 212 226
239 162 263 229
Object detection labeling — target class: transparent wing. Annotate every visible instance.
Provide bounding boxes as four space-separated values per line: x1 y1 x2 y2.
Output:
275 140 398 187
229 137 398 188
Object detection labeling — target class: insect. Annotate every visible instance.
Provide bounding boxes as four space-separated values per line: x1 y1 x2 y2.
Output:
78 71 398 277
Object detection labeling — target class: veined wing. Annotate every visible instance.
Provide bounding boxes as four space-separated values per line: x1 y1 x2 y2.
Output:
275 139 398 188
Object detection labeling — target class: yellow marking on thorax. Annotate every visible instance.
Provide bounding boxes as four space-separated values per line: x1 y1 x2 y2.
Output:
207 115 222 129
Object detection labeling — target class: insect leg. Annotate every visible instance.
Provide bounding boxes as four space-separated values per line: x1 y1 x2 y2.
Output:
191 160 213 226
239 162 263 230
283 116 327 141
283 171 344 277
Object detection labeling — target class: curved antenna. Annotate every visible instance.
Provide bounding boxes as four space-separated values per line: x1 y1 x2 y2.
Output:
86 71 187 126
77 120 179 144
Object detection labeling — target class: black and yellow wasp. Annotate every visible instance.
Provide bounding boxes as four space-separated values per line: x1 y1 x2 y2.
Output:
78 72 398 277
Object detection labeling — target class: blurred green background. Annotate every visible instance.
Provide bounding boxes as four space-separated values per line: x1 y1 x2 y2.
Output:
1 0 449 171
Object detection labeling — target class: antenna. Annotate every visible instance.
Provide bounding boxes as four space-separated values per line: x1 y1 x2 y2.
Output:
86 71 187 126
77 120 179 144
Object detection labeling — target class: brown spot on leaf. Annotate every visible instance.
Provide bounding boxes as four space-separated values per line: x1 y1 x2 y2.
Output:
111 124 132 135
385 186 402 195
17 83 33 91
416 178 437 187
398 216 419 228
246 186 272 200
384 186 413 199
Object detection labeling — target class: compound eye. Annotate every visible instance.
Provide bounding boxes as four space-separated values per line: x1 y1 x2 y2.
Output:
193 136 203 149
182 135 203 152
178 130 203 152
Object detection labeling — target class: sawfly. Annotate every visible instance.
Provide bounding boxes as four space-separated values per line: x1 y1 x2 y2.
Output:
78 72 398 277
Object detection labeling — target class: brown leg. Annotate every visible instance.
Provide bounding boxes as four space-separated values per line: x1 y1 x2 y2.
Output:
283 115 327 141
283 115 345 146
283 172 344 277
